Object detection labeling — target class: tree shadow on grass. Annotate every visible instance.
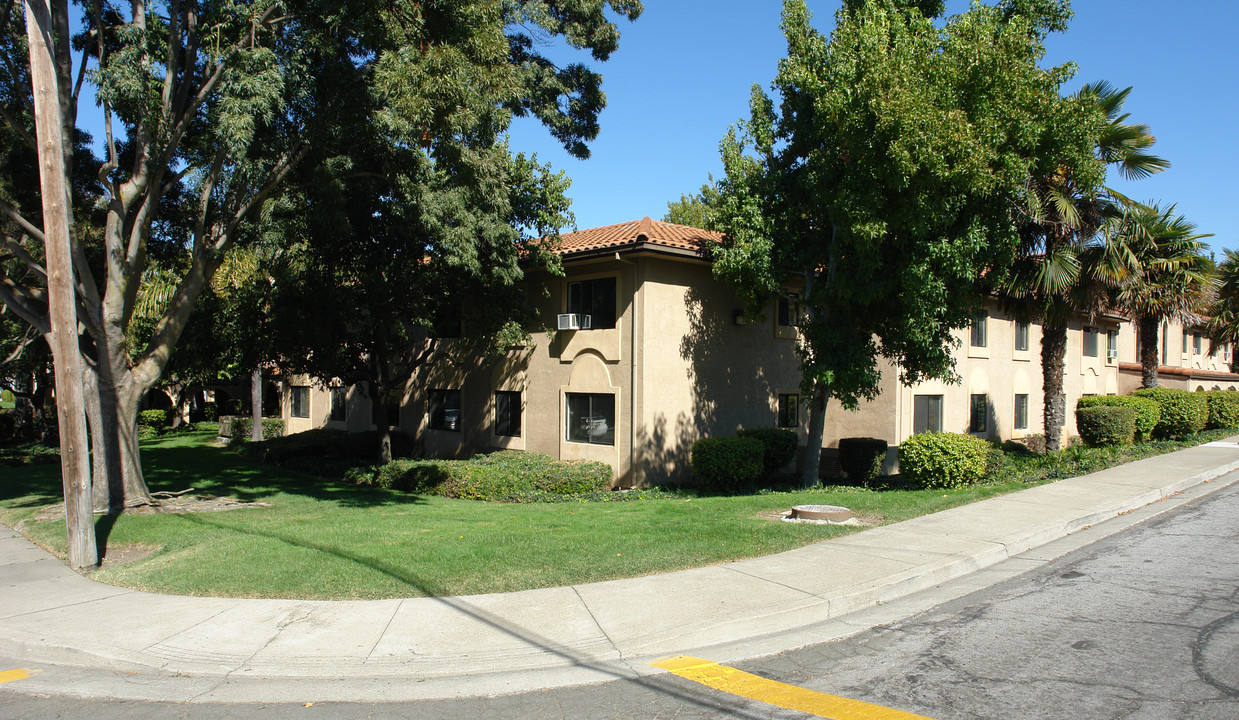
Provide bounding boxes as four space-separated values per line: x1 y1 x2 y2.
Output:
174 513 780 720
139 433 426 509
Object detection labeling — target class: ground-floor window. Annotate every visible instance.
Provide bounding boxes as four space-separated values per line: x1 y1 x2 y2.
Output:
777 393 799 428
1014 393 1029 430
969 393 988 434
429 389 461 431
290 386 309 418
566 393 614 445
329 387 346 422
495 391 521 437
913 394 942 434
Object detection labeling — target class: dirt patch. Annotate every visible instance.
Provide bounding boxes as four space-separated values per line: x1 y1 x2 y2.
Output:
97 543 162 568
26 491 270 524
761 509 883 526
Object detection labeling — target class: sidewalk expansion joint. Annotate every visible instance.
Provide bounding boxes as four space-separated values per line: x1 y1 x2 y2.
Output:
363 601 403 664
572 584 633 674
721 565 823 600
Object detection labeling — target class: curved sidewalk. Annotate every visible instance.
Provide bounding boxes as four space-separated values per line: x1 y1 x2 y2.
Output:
4 439 1239 703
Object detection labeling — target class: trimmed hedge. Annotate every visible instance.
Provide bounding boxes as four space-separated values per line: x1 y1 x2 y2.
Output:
1132 387 1208 438
1206 390 1239 430
138 409 170 429
344 451 612 502
241 428 411 464
229 417 285 442
1077 395 1160 441
736 428 798 471
898 432 989 489
838 437 888 485
690 436 764 494
1075 405 1136 446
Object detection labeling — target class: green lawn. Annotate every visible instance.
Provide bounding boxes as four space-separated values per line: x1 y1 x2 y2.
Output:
0 431 1048 600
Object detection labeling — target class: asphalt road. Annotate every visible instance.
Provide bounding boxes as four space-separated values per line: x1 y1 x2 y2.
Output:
4 478 1239 719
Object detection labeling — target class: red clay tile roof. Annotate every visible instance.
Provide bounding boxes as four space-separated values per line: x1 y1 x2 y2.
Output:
553 217 722 258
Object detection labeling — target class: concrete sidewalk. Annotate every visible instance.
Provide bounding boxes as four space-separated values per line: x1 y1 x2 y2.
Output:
4 439 1239 703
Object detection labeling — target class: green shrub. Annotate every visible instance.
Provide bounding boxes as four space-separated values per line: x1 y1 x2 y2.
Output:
345 451 612 501
1132 387 1208 438
736 428 798 471
898 432 989 489
1075 405 1136 446
1206 390 1239 430
1077 395 1160 441
690 436 764 494
229 417 285 442
201 403 219 422
838 437 888 485
138 409 170 429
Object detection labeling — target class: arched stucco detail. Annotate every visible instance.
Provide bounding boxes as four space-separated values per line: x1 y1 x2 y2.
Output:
967 367 990 396
568 351 614 391
1082 369 1098 397
1012 369 1031 396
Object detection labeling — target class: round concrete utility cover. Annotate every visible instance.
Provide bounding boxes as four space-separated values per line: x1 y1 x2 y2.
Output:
790 504 854 522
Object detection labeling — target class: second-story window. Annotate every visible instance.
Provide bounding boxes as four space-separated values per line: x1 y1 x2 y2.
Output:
970 311 987 348
1194 333 1203 355
777 293 801 328
1108 330 1118 361
1083 327 1099 358
567 277 616 329
1014 321 1030 352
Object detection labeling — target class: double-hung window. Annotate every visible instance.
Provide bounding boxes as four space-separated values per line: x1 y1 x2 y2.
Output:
913 395 942 434
1083 327 1099 358
566 393 614 445
969 394 988 434
495 391 521 438
970 312 987 348
290 387 309 419
429 389 461 431
566 277 616 329
777 393 799 428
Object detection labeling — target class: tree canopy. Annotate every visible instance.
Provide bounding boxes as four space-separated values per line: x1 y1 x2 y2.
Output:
1 0 642 512
712 0 1101 481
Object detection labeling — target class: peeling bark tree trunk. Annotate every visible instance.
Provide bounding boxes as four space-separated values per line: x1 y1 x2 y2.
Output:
1041 322 1068 452
250 367 263 442
25 0 96 567
1139 315 1160 389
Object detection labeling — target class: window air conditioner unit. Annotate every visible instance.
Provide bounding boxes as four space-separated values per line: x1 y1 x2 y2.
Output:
1108 349 1119 361
557 313 592 331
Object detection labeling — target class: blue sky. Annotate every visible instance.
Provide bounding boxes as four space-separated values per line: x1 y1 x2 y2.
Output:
507 1 1239 255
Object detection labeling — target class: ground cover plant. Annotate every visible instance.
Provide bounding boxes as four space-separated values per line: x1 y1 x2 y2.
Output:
2 425 1236 600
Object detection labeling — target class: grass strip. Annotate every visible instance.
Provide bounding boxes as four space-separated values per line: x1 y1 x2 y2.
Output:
0 429 1232 600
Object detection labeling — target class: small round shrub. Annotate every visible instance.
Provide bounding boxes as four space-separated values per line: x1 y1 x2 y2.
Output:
1077 395 1160 441
690 436 764 494
201 403 219 422
1075 405 1136 446
838 437 888 485
138 409 170 429
1132 387 1208 438
898 432 989 489
1205 390 1239 430
736 428 798 471
228 417 285 442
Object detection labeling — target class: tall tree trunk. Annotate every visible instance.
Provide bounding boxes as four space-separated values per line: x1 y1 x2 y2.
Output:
802 382 828 487
250 367 263 442
83 364 121 512
372 383 393 464
1138 315 1159 388
1041 322 1068 452
26 0 97 568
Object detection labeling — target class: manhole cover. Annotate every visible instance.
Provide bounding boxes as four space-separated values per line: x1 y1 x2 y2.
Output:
790 505 854 522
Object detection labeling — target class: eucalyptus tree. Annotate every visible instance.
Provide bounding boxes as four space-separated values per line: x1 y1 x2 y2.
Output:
999 81 1167 451
1095 204 1214 387
712 0 1099 484
0 0 642 511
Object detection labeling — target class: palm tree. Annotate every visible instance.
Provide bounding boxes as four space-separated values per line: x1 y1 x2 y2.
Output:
999 82 1168 451
1205 250 1239 361
1095 204 1215 387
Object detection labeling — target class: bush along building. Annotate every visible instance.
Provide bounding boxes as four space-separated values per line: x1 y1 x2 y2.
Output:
276 218 1239 484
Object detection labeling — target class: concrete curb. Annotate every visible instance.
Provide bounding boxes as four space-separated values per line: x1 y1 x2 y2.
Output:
3 439 1239 702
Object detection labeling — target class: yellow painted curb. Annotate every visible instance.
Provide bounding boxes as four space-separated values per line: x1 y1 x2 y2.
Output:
651 656 936 720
